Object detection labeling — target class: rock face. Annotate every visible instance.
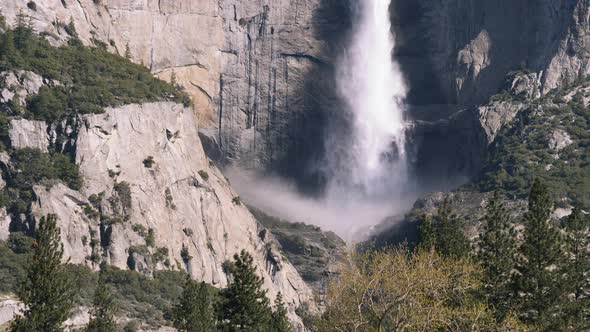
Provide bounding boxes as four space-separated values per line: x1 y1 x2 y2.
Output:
548 129 573 152
7 0 590 193
395 0 590 186
11 102 313 326
2 0 349 187
394 0 590 107
9 119 50 152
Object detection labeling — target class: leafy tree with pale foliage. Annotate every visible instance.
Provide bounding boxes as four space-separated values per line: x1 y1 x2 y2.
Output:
316 246 527 332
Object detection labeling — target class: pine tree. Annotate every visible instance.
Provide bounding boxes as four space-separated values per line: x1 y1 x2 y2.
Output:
86 275 117 332
173 277 216 332
218 250 272 331
418 198 470 258
477 192 518 321
11 214 75 332
13 11 32 50
270 292 292 332
515 179 565 325
124 43 131 59
417 214 436 250
562 207 590 329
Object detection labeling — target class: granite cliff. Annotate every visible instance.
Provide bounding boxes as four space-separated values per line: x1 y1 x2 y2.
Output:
1 0 349 189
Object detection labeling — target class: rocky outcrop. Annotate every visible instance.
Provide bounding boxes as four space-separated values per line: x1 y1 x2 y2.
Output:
9 119 49 152
10 102 313 327
0 295 23 329
0 208 11 241
0 71 45 107
408 70 541 185
548 129 573 152
404 191 529 239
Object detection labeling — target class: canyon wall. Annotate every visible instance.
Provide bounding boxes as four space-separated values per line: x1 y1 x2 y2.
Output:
394 0 590 106
3 102 313 328
393 0 590 183
2 0 349 189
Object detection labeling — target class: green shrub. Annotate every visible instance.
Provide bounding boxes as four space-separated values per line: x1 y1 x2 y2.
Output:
180 244 191 263
113 181 132 211
132 224 147 237
476 96 590 207
198 170 209 181
164 188 175 210
145 228 155 247
3 148 82 213
26 1 37 11
8 232 35 254
143 156 155 168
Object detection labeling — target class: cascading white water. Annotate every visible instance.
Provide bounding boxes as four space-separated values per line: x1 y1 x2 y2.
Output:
228 0 413 241
333 0 407 194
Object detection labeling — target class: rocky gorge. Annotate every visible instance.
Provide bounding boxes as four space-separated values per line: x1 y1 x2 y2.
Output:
1 0 590 330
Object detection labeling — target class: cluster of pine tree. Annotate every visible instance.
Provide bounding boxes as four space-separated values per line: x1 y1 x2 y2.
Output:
419 179 590 330
8 214 291 332
173 250 292 332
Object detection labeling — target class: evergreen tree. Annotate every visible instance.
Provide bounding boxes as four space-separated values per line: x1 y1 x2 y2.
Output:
477 192 518 321
418 197 470 258
270 292 292 332
417 214 436 250
515 179 565 326
124 43 131 59
173 277 216 332
13 12 32 50
562 207 590 329
11 214 75 332
86 275 117 332
218 250 272 331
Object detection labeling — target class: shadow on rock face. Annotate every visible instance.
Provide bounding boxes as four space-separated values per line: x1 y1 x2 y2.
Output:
271 0 354 196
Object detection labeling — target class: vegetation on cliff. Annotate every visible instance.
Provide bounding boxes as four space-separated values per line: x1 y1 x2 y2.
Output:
477 82 590 207
0 14 190 121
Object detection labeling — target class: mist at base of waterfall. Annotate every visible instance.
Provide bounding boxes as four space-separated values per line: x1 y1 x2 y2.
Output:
226 168 419 241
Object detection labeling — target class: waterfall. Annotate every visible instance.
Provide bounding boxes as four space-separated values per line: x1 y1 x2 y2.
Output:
330 0 407 196
228 0 412 240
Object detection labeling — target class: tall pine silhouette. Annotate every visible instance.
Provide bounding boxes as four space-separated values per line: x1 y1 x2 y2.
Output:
86 274 117 332
11 214 75 332
270 292 292 332
516 179 564 325
418 197 470 258
562 206 590 329
173 277 216 332
218 250 272 331
477 192 518 321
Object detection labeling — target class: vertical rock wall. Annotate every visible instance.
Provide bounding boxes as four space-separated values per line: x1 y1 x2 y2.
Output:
1 0 350 188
